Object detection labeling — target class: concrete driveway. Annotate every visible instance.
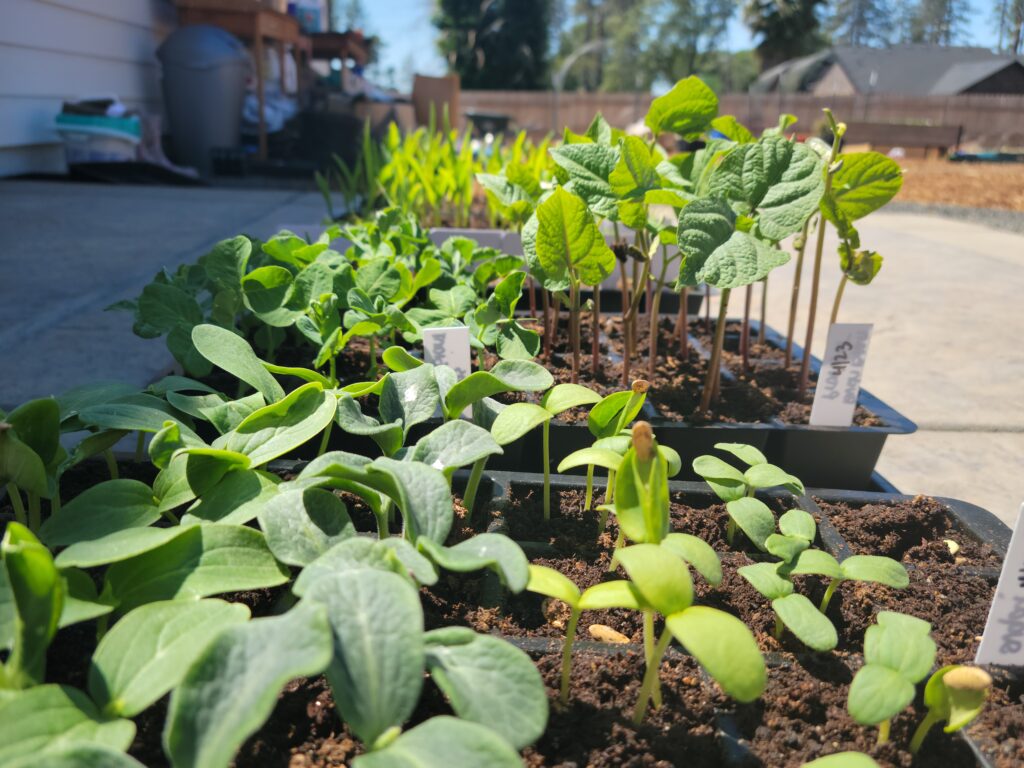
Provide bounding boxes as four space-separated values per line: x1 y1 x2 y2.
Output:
2 180 1022 525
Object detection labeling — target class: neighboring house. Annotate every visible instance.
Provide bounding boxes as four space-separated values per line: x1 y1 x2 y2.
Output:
752 45 1024 97
0 0 177 177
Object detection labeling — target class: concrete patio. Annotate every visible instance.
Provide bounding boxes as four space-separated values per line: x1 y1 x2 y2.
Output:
2 180 1022 525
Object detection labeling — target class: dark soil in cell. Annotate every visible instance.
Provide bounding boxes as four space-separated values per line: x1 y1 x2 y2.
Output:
820 496 1002 568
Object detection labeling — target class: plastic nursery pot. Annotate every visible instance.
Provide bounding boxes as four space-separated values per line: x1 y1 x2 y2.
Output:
577 286 704 316
475 471 1009 768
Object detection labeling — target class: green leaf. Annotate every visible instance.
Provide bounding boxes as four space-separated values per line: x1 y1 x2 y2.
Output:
355 257 402 300
0 567 14 652
39 480 160 548
535 188 616 287
190 324 285 403
214 382 336 466
779 509 816 541
183 468 280 525
257 487 355 567
241 265 293 319
418 534 529 592
548 143 619 217
201 235 250 289
334 396 403 457
55 527 191 570
743 463 804 494
2 523 63 687
864 611 935 682
77 403 202 446
380 364 441 436
661 533 722 586
378 538 439 587
738 562 793 600
306 569 424 746
102 525 289 613
609 136 660 198
615 445 670 544
489 402 551 446
772 593 837 651
557 447 622 474
801 754 881 768
371 457 454 544
676 198 789 289
382 346 423 371
410 420 502 473
424 628 548 749
726 497 776 551
616 544 693 616
823 151 903 224
710 115 754 143
666 605 765 702
89 599 250 717
757 142 826 240
0 427 47 496
136 282 201 333
0 685 135 765
541 383 602 417
840 245 883 285
692 454 746 483
788 548 842 579
444 360 552 420
6 398 60 466
263 231 328 268
526 564 580 608
164 601 332 768
840 555 909 588
352 716 522 768
924 665 991 733
5 745 146 768
292 537 410 597
58 568 114 629
177 448 251 496
645 76 718 137
847 663 917 725
579 579 643 611
495 321 541 361
713 442 766 466
765 533 810 563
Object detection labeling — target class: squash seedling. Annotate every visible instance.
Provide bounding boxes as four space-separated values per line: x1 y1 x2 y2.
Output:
847 611 936 744
488 383 602 520
909 665 992 753
0 398 62 532
691 443 804 549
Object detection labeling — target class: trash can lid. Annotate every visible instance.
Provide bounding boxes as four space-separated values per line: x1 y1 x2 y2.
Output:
157 24 249 70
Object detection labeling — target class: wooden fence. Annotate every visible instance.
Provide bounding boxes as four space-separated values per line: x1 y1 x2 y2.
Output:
460 90 1024 145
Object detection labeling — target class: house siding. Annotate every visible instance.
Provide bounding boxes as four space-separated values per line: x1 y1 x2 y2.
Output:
963 64 1024 95
810 64 856 97
0 0 177 176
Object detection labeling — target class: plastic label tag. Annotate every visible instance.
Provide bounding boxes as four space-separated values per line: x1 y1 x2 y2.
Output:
809 323 873 427
422 326 472 379
976 502 1024 666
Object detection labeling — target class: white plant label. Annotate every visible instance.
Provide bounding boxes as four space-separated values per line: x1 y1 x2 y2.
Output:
809 323 873 427
422 326 472 379
976 502 1024 666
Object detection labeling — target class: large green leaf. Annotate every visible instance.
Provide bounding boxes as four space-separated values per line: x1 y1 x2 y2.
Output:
443 360 552 420
661 533 722 586
548 143 619 217
1 523 63 687
676 198 788 289
379 364 440 436
102 525 289 613
39 480 160 548
214 382 336 466
191 324 285 403
0 685 135 765
353 716 522 768
136 282 201 333
6 745 146 768
5 398 60 466
76 404 202 446
609 136 661 199
823 151 903 224
292 537 412 597
89 599 250 717
54 526 191 570
616 544 692 616
726 497 776 551
489 402 551 446
164 601 333 768
257 487 355 567
334 395 404 457
409 420 502 473
424 628 548 749
645 76 718 137
534 188 615 287
306 569 425 747
182 468 280 525
666 606 765 703
418 534 529 592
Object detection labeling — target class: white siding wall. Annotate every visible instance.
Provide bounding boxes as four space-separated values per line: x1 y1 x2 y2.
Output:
0 0 177 176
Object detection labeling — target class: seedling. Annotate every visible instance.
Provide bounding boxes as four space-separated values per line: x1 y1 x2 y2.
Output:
847 611 936 744
802 754 881 768
786 548 908 614
909 665 992 753
691 443 804 548
0 399 61 532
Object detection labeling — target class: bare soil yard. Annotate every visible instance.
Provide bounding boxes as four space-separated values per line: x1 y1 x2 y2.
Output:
896 158 1024 211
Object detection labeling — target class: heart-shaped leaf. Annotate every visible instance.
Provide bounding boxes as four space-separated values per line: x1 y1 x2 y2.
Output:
258 487 355 567
645 76 718 137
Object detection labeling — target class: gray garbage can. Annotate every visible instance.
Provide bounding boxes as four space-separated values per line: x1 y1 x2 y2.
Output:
157 25 249 177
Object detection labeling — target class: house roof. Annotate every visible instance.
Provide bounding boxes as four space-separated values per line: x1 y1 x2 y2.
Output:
751 45 1024 95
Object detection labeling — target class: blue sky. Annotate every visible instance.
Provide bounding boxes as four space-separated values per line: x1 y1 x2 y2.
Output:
358 0 1003 90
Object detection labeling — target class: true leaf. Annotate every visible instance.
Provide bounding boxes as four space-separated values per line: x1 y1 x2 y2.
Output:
534 187 615 287
645 76 718 137
257 487 355 567
823 151 902 224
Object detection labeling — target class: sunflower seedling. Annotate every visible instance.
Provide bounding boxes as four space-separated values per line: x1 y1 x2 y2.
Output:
909 665 992 754
786 548 908 614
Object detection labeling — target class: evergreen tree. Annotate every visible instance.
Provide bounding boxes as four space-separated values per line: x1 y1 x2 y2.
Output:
826 0 894 46
907 0 970 44
434 0 554 89
743 0 830 70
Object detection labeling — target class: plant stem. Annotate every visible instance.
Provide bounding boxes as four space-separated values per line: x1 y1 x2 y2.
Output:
528 277 537 316
741 284 752 373
676 288 689 357
643 611 664 708
798 212 828 398
773 615 784 640
704 283 711 332
785 217 812 368
585 465 594 511
317 419 333 457
699 288 731 413
6 484 27 527
620 259 633 387
542 420 551 521
877 719 891 745
830 274 849 326
607 530 625 572
375 510 389 540
910 711 941 754
819 578 840 613
592 285 601 376
103 449 119 480
161 508 180 525
368 336 378 378
725 516 737 547
135 431 145 462
632 630 673 724
542 289 552 359
463 457 487 516
559 609 581 704
570 279 580 383
329 357 337 388
647 257 669 379
759 276 768 345
27 494 41 533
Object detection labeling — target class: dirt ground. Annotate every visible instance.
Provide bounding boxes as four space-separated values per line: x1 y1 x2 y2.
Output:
896 158 1024 211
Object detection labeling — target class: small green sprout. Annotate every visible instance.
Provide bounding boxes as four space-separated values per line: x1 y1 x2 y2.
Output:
787 549 909 614
847 611 936 744
910 665 992 753
692 443 804 548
